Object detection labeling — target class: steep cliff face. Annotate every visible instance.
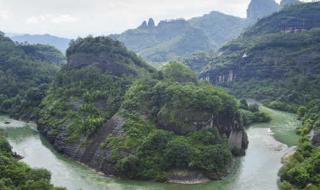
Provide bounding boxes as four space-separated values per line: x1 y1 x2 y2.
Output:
38 37 248 181
247 0 279 21
201 2 320 108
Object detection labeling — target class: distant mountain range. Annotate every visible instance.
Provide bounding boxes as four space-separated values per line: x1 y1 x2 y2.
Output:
7 0 292 64
112 0 292 64
111 12 250 64
10 34 71 53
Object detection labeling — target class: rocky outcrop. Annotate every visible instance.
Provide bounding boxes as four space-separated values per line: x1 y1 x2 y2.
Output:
228 129 249 155
38 115 125 175
247 0 279 20
312 129 320 146
280 0 300 8
167 170 210 184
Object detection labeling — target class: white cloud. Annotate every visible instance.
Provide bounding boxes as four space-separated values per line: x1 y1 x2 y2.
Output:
0 10 9 20
52 14 78 23
26 14 78 24
1 0 305 38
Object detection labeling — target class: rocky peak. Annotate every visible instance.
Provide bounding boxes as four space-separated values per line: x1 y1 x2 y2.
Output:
148 18 155 27
247 0 280 20
138 21 148 29
138 18 156 29
280 0 300 8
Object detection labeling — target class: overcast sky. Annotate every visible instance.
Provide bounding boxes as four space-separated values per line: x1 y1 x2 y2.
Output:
0 0 283 38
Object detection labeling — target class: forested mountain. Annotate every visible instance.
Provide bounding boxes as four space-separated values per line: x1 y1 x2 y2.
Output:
199 2 320 189
112 12 250 65
37 36 251 182
0 32 64 119
112 0 296 65
11 34 71 53
201 2 320 110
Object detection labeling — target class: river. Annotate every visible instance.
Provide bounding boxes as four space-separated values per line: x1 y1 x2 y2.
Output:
0 106 300 190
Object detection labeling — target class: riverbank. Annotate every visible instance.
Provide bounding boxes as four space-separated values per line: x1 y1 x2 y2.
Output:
0 105 300 190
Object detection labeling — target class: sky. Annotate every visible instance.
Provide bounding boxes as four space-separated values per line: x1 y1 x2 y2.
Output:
0 0 283 38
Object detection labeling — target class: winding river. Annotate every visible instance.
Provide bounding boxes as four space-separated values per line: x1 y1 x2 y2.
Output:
0 106 300 190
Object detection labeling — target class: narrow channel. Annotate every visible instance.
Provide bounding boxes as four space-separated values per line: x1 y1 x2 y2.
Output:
0 106 300 190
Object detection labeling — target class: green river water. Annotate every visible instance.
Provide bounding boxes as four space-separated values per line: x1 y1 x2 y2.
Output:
0 106 300 190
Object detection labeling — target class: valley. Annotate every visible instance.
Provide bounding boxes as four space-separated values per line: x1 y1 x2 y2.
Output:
0 105 300 190
1 0 320 189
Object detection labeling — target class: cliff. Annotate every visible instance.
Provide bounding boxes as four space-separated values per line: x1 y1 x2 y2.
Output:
200 2 320 109
247 0 279 21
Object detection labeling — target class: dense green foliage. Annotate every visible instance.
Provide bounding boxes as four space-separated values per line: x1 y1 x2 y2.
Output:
181 51 214 73
239 99 271 126
160 61 197 83
39 36 154 140
0 33 62 119
201 2 320 111
198 3 320 189
106 68 239 180
279 101 320 189
38 36 247 182
0 130 65 190
18 44 66 65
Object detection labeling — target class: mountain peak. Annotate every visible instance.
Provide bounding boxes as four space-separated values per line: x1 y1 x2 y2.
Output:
148 18 155 27
280 0 300 8
247 0 279 20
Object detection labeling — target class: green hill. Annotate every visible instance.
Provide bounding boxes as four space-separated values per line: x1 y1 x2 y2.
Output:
38 36 249 182
199 2 320 189
201 2 320 110
112 12 250 65
0 32 64 119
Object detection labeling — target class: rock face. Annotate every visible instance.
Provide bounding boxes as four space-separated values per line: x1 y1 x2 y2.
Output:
39 115 125 175
228 130 249 155
280 0 300 8
247 0 279 20
200 2 320 105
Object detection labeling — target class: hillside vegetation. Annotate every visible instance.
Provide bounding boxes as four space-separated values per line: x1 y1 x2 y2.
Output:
112 12 250 64
199 2 320 189
201 2 320 111
37 36 250 182
0 129 65 190
0 32 65 120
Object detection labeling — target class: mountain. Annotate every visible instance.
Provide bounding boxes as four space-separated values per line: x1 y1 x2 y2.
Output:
37 36 249 182
11 34 71 53
112 12 250 65
0 32 64 119
280 0 301 8
247 0 279 21
198 3 320 188
201 2 320 109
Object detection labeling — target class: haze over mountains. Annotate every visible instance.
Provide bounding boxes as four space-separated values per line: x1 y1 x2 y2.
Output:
7 0 286 63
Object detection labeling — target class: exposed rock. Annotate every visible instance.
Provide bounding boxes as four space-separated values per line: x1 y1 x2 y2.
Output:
281 146 297 164
312 129 320 146
38 115 126 175
148 18 155 28
228 129 248 156
280 0 300 8
138 21 148 29
247 0 279 21
167 170 210 184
